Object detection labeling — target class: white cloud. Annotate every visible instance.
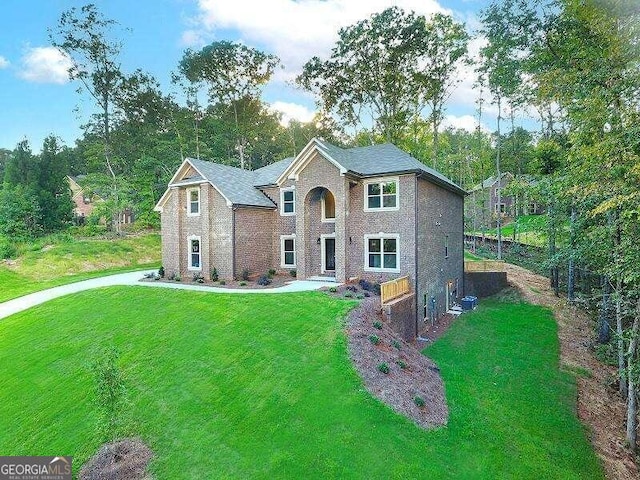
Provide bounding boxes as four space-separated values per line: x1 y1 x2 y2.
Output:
180 29 206 48
191 0 448 79
0 56 9 69
19 47 72 84
441 114 489 133
269 101 316 126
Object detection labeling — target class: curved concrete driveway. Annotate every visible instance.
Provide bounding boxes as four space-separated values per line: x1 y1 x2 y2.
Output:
0 270 338 320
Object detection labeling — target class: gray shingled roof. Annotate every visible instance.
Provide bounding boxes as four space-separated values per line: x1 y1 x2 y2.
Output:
184 158 276 208
169 140 464 208
253 156 294 186
315 139 465 195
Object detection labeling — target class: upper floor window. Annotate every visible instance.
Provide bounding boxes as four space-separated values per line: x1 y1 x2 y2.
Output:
188 187 200 216
365 178 398 211
322 190 335 222
281 188 295 216
364 234 400 272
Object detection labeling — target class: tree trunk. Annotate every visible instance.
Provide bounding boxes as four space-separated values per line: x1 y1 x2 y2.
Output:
567 206 577 302
598 276 612 343
548 200 557 293
626 298 639 450
616 277 628 398
496 95 502 260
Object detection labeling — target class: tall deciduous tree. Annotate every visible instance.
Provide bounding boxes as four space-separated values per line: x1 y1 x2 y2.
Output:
178 41 280 169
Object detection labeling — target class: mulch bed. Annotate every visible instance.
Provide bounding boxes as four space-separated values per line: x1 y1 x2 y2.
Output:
344 294 449 429
144 272 296 289
79 438 153 480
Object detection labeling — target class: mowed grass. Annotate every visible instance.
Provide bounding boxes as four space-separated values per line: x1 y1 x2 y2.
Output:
464 249 485 261
0 289 603 479
0 233 159 302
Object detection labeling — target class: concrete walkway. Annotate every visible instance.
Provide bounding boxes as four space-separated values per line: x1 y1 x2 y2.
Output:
0 270 339 320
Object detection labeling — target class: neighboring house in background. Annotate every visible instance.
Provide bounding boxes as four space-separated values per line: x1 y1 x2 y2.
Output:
466 172 543 229
66 175 134 225
155 138 466 328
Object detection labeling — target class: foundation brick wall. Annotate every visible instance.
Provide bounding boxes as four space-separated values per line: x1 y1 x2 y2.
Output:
416 179 464 322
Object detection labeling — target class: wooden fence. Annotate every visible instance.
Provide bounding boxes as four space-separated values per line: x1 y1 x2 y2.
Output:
380 276 411 304
464 260 505 272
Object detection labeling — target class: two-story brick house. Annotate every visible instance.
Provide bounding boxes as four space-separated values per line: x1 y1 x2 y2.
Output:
155 138 466 325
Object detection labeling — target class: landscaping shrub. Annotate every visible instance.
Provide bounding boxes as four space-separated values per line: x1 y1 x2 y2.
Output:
174 274 181 282
369 334 380 345
192 272 205 283
328 286 337 293
289 269 297 278
343 291 354 298
358 279 373 291
392 340 401 350
346 285 358 293
355 293 365 300
373 321 383 330
219 280 226 285
363 291 370 297
241 268 250 281
0 235 17 259
158 265 165 278
396 360 407 369
239 281 247 286
91 347 126 440
257 275 271 286
268 268 276 278
210 267 219 282
143 272 159 280
414 396 425 407
377 362 390 374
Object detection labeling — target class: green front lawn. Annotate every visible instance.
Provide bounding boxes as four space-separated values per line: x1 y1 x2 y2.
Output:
0 289 603 479
0 233 159 302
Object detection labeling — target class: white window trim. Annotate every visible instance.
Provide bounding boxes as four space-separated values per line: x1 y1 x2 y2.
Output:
363 177 400 212
495 203 506 214
320 233 336 273
187 235 202 271
280 234 296 268
187 187 200 217
364 233 401 273
280 187 296 216
321 191 336 223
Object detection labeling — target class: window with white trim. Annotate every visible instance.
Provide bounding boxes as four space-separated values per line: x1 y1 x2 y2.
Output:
365 234 399 272
321 190 335 222
281 235 296 267
365 178 398 211
445 234 449 258
280 188 295 215
188 236 202 270
495 203 506 214
187 187 200 216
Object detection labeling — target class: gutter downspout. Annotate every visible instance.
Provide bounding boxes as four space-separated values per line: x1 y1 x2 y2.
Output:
414 174 419 339
231 206 237 280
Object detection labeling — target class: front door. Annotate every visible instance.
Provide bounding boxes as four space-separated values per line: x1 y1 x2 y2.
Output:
324 237 336 272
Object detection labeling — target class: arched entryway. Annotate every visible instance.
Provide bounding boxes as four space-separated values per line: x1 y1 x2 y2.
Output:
303 187 336 278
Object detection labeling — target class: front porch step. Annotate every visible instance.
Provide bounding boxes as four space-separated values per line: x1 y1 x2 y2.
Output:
307 276 337 282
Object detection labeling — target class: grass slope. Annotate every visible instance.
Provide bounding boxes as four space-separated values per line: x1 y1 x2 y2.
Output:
0 289 603 479
0 233 159 302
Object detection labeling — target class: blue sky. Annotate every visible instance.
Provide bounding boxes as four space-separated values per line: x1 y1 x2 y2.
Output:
0 0 493 152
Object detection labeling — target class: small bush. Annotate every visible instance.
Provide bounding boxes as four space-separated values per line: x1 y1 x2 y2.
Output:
377 362 390 374
289 269 297 278
373 321 383 330
143 272 159 280
174 274 181 282
358 279 373 291
343 291 354 298
0 235 17 259
356 293 365 300
158 266 165 278
373 282 381 295
346 285 358 293
219 279 226 285
414 396 425 407
239 281 247 286
328 286 337 293
392 340 401 350
369 334 380 345
396 360 407 369
268 268 276 277
257 274 271 286
192 272 205 283
210 267 219 282
241 269 250 281
363 291 371 297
